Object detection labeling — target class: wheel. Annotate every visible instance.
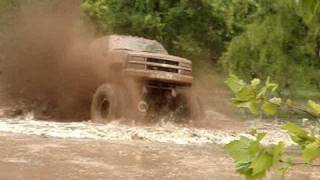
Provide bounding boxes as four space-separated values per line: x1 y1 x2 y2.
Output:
90 83 123 123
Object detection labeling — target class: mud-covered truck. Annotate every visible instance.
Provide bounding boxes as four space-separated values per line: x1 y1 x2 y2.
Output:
89 35 203 123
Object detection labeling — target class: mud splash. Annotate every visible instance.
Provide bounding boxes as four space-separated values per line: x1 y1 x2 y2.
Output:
0 117 293 146
0 0 110 120
0 1 239 126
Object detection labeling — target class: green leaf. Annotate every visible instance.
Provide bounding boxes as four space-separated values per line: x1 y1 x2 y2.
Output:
257 86 268 98
272 142 285 164
237 86 256 101
224 136 254 163
257 80 279 98
249 152 273 176
235 101 259 114
300 0 320 24
256 132 267 142
307 100 320 116
303 141 320 163
290 136 308 147
269 84 278 93
282 123 315 148
225 74 246 93
277 162 291 180
225 132 281 180
282 123 309 139
236 162 252 174
262 101 278 116
265 78 279 92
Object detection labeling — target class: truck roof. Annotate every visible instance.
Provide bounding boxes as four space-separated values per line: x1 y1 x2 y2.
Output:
100 35 169 55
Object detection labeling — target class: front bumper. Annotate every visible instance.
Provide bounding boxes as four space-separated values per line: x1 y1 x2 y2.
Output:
123 69 193 85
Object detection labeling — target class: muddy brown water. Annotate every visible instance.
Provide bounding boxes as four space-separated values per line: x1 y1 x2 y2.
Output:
0 133 237 180
0 118 318 180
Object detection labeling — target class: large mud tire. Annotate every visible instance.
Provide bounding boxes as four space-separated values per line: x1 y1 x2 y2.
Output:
90 83 123 123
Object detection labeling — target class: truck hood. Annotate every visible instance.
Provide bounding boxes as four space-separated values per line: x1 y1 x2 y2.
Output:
127 51 191 64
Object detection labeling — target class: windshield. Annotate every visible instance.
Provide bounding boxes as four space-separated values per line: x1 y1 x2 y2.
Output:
109 35 168 54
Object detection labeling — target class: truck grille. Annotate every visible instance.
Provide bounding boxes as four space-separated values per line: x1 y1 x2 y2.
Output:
147 58 179 66
127 56 192 76
146 65 179 73
146 58 179 73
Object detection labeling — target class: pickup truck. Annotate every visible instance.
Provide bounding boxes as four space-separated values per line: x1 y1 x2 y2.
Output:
89 35 203 123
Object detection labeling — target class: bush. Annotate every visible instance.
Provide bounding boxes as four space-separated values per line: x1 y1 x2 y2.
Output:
222 0 320 93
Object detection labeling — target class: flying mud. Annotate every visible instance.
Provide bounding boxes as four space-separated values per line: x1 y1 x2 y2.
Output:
0 0 111 121
0 0 238 127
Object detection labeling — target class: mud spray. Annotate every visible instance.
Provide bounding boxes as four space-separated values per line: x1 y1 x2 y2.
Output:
0 0 239 127
0 0 109 120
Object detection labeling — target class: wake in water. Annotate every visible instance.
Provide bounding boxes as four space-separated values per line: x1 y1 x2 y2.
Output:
0 116 293 146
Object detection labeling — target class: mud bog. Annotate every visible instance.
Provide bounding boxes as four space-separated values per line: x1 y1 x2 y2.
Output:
0 132 236 180
0 118 318 180
1 1 319 180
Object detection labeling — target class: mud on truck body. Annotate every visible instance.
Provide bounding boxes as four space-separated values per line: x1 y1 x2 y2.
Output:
90 35 203 123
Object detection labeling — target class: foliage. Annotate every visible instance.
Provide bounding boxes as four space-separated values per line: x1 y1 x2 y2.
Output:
225 74 320 118
299 0 320 26
82 0 219 59
283 122 320 163
225 75 320 179
225 74 279 116
225 132 285 180
299 0 320 38
82 0 261 60
222 0 320 93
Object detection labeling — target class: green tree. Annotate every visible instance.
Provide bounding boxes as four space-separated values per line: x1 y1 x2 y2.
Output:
222 0 320 94
82 0 230 59
299 0 320 70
